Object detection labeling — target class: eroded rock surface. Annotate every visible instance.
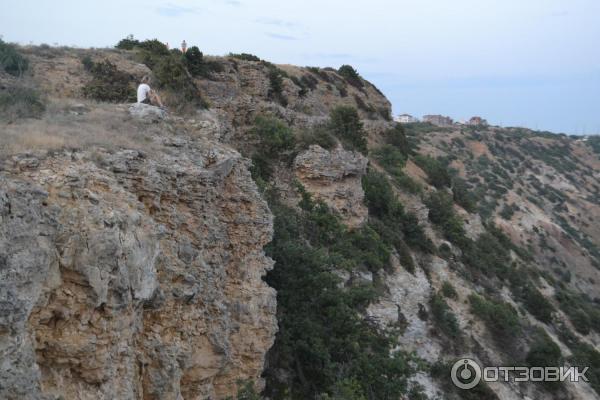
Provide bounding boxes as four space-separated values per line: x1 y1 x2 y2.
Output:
294 145 368 227
0 133 277 399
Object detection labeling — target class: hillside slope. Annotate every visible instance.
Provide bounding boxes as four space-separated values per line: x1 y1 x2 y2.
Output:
1 43 599 400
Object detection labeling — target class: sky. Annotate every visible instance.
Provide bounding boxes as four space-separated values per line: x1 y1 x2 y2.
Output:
2 0 599 135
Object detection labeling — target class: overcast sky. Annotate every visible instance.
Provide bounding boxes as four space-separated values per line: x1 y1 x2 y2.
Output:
2 0 599 134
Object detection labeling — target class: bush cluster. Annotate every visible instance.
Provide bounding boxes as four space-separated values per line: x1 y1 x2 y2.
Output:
414 155 452 189
430 293 461 340
248 115 295 184
82 59 135 102
555 289 600 335
469 294 520 343
0 84 45 120
362 170 434 258
184 46 224 78
115 34 140 50
425 191 467 246
328 106 368 154
337 64 363 88
264 189 412 399
228 53 262 62
0 39 29 76
129 38 207 109
297 125 337 151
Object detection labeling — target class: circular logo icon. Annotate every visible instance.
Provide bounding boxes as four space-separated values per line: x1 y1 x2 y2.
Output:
451 358 482 390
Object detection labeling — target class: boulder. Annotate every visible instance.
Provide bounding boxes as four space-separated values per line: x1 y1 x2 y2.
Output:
128 103 167 121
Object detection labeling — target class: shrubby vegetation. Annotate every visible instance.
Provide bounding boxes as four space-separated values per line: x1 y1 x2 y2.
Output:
425 191 467 247
337 64 363 88
555 288 600 335
113 36 211 109
248 115 295 185
297 125 337 151
115 34 140 50
362 170 434 257
526 328 561 367
469 294 520 343
228 52 262 62
414 155 452 189
441 281 458 299
328 106 368 154
430 293 461 340
0 39 29 76
264 188 413 399
82 59 135 102
0 84 45 120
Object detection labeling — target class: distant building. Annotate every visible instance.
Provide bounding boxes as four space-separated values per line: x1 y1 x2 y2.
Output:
422 114 453 126
395 113 418 124
468 116 488 126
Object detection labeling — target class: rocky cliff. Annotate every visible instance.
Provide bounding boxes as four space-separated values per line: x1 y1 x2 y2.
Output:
1 113 277 399
1 44 600 400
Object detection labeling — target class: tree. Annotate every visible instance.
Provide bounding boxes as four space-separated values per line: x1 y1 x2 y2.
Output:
329 106 367 154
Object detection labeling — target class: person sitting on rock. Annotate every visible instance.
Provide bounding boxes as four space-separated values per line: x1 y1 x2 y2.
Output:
137 76 165 108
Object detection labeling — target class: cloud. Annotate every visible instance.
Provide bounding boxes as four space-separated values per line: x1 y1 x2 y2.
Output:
255 17 296 28
223 0 242 6
266 32 299 41
156 4 199 17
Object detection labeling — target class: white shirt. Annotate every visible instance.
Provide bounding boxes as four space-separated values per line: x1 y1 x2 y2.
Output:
137 84 151 103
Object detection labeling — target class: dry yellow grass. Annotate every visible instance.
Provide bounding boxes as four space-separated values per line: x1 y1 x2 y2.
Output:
0 98 164 157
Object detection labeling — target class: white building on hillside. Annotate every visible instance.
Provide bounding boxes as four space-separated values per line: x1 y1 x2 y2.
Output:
395 114 419 124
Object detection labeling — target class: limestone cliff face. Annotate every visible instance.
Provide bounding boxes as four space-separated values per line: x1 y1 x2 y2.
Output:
294 145 368 228
0 131 276 399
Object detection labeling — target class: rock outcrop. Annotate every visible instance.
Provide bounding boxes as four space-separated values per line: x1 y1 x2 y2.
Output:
294 145 368 228
0 131 277 399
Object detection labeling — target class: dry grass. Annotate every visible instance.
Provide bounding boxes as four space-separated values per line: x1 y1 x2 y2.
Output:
0 98 165 157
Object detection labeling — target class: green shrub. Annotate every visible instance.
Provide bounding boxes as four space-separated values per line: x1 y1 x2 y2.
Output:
430 293 461 339
81 55 94 71
264 193 413 399
425 191 468 246
337 64 363 88
526 329 561 367
362 171 434 254
0 39 29 76
115 34 140 50
251 115 295 156
298 125 337 150
414 155 452 188
132 39 207 108
469 294 520 342
267 68 288 106
384 124 411 156
329 106 367 154
526 329 563 391
228 53 261 62
521 285 554 323
555 289 600 335
441 281 458 299
394 173 422 194
372 144 406 173
451 177 477 212
462 231 511 279
0 85 45 120
569 341 600 395
353 94 374 113
82 59 135 102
